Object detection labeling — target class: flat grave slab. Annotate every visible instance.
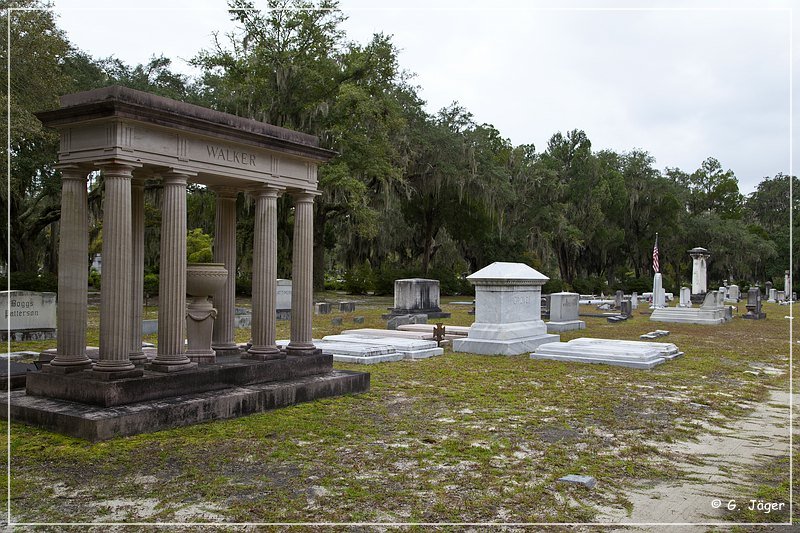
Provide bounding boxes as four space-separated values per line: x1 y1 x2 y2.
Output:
276 339 404 365
530 337 683 369
321 334 443 359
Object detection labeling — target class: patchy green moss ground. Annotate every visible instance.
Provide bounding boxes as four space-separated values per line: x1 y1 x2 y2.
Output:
2 295 796 525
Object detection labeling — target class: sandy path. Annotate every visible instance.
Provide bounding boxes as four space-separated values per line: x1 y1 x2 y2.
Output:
599 389 794 531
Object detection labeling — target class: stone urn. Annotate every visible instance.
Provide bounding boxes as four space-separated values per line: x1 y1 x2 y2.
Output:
185 263 228 364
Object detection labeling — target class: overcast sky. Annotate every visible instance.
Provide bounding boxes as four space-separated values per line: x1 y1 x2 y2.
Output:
44 0 798 194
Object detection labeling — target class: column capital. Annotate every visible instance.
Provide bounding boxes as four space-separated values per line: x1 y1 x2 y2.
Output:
251 184 285 198
94 159 142 176
54 163 90 179
290 189 321 203
210 186 240 200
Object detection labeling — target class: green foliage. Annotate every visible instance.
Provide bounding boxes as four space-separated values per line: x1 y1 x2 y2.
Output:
542 278 565 294
343 261 374 294
1 271 58 292
186 228 214 263
143 273 159 297
235 274 252 297
88 270 101 290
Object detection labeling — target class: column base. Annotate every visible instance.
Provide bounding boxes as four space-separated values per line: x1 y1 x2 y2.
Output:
90 368 144 380
129 351 148 366
285 344 322 357
42 361 93 374
186 350 216 364
242 346 285 361
147 361 198 373
212 343 242 356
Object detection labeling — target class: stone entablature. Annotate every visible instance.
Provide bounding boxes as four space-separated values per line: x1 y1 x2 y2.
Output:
36 85 335 191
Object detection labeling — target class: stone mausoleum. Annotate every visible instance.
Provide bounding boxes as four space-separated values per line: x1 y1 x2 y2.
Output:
2 86 369 440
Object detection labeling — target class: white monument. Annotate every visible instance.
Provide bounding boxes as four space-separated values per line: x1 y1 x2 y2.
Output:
651 273 665 309
726 284 740 302
689 247 710 296
768 288 777 303
785 271 792 300
546 292 585 333
678 287 692 308
631 292 638 309
452 262 559 355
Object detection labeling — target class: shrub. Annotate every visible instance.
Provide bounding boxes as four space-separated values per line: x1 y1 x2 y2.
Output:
1 271 59 292
143 273 159 297
542 278 564 294
372 263 409 296
236 274 252 297
344 261 374 295
88 270 101 290
186 228 213 263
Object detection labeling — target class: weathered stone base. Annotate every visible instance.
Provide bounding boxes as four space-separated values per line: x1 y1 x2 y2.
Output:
1 329 56 342
452 334 560 356
546 320 586 333
649 307 731 325
2 370 369 441
382 307 451 319
26 353 334 407
743 312 767 320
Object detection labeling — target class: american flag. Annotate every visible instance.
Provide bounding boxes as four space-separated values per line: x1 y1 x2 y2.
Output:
652 233 660 273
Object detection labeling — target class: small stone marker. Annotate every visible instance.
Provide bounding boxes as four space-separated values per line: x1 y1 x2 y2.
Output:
557 475 596 489
631 292 638 309
353 316 365 324
339 301 356 313
314 302 331 315
546 292 585 333
743 287 766 320
331 317 343 326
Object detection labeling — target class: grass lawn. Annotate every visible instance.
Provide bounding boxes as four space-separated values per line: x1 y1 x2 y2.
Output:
2 294 797 525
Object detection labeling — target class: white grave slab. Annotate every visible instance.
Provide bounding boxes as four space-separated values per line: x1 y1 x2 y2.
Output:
530 338 682 369
452 262 559 355
321 334 443 359
277 339 404 364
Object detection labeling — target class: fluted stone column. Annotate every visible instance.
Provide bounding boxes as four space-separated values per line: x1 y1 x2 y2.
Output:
245 185 284 360
128 177 147 365
47 165 92 373
211 187 240 355
94 162 142 378
286 190 319 356
151 170 196 372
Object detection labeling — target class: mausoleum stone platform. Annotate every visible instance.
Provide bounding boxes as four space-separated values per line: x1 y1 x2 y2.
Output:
3 353 369 439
